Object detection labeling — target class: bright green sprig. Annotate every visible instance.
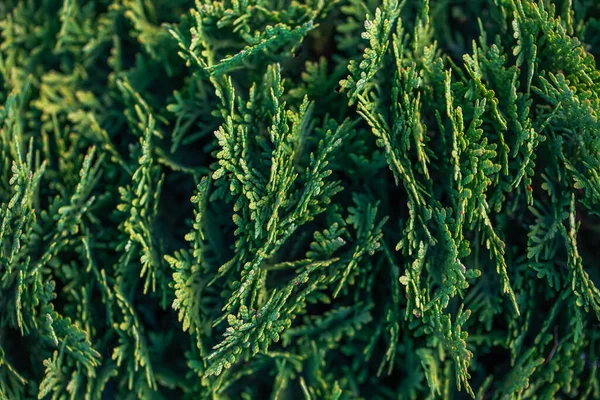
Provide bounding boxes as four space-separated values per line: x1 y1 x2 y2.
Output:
117 114 166 298
340 0 404 104
206 22 315 76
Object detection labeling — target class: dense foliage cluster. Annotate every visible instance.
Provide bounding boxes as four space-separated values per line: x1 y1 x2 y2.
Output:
1 0 600 398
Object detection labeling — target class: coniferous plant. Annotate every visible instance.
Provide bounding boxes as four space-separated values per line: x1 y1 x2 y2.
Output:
1 0 600 398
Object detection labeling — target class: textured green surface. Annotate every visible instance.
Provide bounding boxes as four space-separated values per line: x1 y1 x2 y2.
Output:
1 0 600 398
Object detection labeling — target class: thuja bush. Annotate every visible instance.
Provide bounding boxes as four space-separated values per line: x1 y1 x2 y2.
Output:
1 0 600 398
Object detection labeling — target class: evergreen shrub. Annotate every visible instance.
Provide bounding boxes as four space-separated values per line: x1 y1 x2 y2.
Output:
1 0 600 398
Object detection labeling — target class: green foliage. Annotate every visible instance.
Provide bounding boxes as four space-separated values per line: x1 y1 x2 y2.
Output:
2 0 600 399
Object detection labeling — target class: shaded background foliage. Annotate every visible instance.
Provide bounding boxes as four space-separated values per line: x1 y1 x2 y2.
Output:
1 0 600 399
